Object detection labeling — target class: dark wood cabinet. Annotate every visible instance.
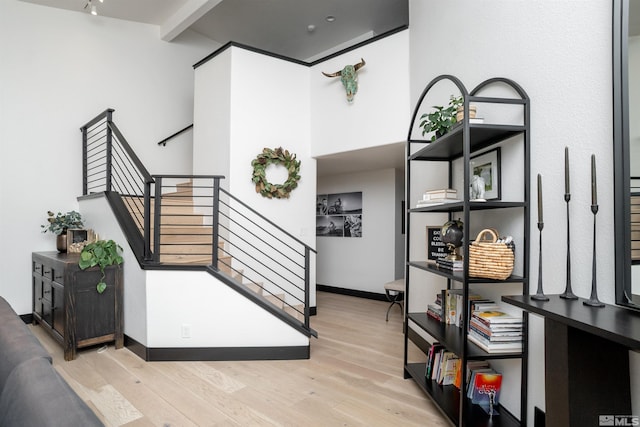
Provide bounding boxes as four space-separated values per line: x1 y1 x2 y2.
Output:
32 251 123 361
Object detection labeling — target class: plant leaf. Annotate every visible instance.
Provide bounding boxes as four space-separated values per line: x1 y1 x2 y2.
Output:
96 282 107 294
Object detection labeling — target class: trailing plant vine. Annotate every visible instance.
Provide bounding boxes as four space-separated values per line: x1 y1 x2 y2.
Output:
79 239 123 294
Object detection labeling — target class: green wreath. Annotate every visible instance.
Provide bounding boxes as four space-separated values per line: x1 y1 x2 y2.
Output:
251 147 301 199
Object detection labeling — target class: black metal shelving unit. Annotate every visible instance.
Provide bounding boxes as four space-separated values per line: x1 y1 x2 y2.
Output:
403 75 530 427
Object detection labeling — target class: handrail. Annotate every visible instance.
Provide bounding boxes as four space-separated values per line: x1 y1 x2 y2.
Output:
157 124 193 146
108 122 153 184
220 188 317 254
80 108 114 131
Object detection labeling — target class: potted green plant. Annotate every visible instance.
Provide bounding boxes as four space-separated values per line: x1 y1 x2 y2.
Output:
78 239 123 293
420 95 463 141
41 210 84 252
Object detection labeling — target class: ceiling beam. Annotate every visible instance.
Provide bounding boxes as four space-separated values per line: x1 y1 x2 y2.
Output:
160 0 223 42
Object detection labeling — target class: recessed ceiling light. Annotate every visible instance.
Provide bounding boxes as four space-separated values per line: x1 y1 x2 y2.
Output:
325 16 336 23
307 24 316 32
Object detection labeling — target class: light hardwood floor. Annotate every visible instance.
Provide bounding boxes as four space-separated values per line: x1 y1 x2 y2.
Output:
30 291 448 426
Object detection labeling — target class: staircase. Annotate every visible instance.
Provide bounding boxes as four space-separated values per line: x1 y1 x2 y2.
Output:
80 109 314 342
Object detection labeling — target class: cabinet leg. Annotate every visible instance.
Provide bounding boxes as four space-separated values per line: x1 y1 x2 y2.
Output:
64 346 76 361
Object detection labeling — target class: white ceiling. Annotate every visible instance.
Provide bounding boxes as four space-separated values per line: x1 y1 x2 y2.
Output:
18 0 408 62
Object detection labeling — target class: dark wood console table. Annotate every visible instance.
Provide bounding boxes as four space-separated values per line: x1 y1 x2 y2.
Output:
503 294 640 427
32 252 124 361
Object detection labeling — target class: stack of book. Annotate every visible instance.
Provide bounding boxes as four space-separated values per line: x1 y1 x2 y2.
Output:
416 188 461 207
435 258 463 272
425 343 460 386
427 293 443 322
468 309 523 353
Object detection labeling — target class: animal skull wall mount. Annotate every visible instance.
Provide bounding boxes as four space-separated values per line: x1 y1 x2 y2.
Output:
322 58 366 103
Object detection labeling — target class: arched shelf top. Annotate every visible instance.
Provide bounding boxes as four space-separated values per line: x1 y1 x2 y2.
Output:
406 74 529 161
406 75 469 141
470 77 530 101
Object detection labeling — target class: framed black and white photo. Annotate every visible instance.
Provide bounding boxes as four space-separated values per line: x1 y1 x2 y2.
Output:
470 148 501 200
315 191 363 237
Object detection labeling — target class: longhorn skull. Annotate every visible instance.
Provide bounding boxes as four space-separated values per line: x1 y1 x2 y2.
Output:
322 58 366 103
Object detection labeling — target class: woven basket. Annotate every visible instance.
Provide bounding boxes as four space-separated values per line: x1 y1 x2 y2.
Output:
468 229 514 280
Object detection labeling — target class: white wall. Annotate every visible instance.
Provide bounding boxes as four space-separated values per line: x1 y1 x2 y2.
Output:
193 46 317 307
146 270 308 347
410 0 622 423
317 169 401 293
310 30 410 295
193 48 232 179
0 0 218 314
310 30 410 158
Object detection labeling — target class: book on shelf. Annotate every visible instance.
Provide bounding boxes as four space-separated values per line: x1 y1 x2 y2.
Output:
422 188 458 201
468 330 523 353
440 355 460 386
451 118 486 130
470 371 503 415
437 351 457 384
415 198 462 208
470 317 522 335
425 342 444 380
467 367 496 398
431 348 445 381
435 258 463 271
441 289 485 327
470 300 501 313
427 303 442 321
473 310 523 325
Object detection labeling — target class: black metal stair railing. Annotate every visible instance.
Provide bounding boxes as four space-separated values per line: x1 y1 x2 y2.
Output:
80 109 316 334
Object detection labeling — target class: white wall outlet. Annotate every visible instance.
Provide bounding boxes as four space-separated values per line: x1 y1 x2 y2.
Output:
181 324 191 338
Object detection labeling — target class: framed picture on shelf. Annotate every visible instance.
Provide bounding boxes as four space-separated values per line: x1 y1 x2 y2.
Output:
426 226 448 261
67 229 95 253
470 147 501 200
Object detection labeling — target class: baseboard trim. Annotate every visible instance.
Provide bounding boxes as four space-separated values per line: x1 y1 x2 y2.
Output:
19 313 34 324
124 335 310 361
317 284 387 301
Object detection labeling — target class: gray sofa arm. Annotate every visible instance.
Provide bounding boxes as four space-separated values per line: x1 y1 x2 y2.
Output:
0 357 103 427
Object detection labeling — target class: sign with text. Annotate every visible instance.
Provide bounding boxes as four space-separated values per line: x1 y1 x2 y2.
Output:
427 226 448 261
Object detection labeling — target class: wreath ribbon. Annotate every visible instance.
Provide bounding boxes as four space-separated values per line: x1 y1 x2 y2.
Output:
251 147 301 199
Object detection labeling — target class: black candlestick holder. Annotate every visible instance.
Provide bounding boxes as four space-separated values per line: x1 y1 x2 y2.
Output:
532 222 549 301
584 204 604 307
560 193 577 299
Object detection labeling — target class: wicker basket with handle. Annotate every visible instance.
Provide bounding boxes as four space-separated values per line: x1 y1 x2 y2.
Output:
468 229 514 280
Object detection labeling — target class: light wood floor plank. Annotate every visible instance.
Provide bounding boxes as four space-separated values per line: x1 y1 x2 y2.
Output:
30 292 447 426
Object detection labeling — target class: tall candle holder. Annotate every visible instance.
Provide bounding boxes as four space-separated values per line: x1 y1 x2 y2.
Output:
532 221 549 301
559 192 577 299
584 203 604 307
584 154 604 307
560 147 577 299
532 173 548 301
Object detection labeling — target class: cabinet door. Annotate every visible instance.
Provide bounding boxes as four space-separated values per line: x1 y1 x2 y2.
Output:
52 281 65 337
73 268 116 341
32 273 43 318
41 277 53 326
